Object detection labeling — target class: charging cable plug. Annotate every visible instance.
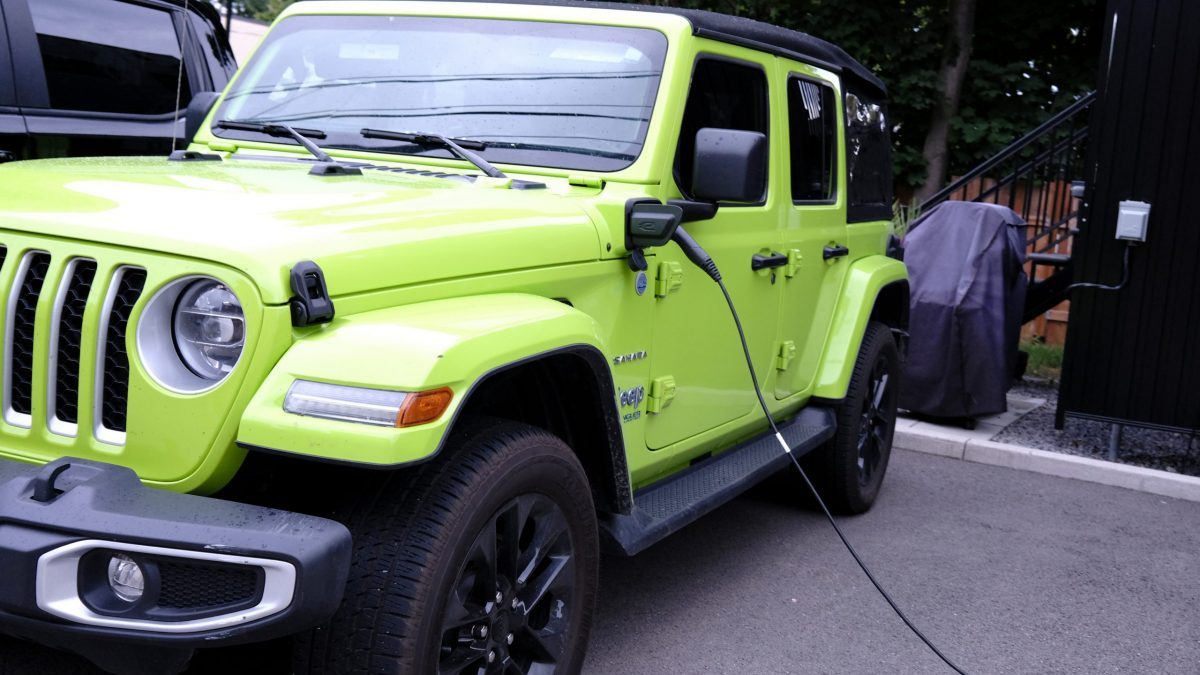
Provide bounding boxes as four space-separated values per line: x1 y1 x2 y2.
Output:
672 227 721 282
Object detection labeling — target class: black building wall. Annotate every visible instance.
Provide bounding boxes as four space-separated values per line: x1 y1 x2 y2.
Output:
1059 0 1200 432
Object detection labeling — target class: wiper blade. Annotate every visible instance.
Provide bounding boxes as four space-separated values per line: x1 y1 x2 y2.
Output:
216 119 333 162
215 119 361 176
359 130 488 151
360 128 506 179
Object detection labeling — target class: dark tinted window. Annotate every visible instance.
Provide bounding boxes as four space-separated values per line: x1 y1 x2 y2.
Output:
675 58 768 198
30 0 188 115
188 10 237 87
845 85 893 222
788 78 836 202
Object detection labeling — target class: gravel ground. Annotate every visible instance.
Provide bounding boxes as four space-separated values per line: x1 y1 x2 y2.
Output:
995 380 1200 477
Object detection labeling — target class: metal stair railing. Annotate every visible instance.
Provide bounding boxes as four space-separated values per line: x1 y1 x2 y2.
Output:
919 91 1097 324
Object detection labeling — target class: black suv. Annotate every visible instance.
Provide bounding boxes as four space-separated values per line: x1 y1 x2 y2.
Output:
0 0 235 162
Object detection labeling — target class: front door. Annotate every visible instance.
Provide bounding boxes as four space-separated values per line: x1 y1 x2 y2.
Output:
645 55 783 450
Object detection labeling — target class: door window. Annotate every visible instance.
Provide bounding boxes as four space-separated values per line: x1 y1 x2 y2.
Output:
674 58 768 199
28 0 188 115
788 78 837 202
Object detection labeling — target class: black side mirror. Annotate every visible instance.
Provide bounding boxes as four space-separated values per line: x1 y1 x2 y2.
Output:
624 199 683 271
183 92 222 146
691 128 768 203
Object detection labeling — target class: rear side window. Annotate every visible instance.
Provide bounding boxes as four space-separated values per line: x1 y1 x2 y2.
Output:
844 83 894 222
788 77 837 202
675 58 768 198
29 0 188 115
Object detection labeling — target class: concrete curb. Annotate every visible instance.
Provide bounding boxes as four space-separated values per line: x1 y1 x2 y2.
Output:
895 428 1200 503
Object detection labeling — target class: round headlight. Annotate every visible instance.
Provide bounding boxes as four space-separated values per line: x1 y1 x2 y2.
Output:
172 280 245 381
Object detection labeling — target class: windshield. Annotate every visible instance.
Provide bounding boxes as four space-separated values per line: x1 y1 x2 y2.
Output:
213 15 669 172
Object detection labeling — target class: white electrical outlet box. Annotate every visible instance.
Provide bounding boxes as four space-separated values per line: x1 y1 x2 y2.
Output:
1115 200 1150 242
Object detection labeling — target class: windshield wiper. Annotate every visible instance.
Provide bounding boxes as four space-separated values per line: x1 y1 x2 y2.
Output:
360 128 506 179
215 119 361 175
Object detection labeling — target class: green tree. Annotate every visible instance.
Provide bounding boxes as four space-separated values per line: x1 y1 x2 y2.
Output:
221 0 295 22
654 0 1099 194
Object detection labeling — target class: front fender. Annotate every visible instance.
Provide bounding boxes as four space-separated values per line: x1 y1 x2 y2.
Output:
237 294 607 466
812 256 908 400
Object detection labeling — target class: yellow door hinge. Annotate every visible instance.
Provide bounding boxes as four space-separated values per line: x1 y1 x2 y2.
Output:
774 340 796 371
655 261 684 298
647 376 677 414
785 249 803 278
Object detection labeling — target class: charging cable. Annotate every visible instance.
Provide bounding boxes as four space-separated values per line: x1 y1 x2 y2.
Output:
1066 243 1133 292
672 226 969 675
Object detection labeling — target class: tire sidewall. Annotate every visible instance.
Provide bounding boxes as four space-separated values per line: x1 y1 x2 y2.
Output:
412 425 599 675
823 321 901 513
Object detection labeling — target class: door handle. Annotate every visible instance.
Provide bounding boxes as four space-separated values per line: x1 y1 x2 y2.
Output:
823 244 850 260
751 251 788 271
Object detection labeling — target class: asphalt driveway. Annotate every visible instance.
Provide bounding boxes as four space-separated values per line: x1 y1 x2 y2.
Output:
3 449 1198 674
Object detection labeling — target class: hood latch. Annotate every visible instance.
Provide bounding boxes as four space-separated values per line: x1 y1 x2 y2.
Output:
290 261 336 327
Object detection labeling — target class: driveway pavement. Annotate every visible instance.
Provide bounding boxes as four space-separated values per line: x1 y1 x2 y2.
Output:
3 449 1198 674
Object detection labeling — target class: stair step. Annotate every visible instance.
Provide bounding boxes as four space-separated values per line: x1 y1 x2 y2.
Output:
600 406 836 555
1028 252 1072 266
1024 265 1075 323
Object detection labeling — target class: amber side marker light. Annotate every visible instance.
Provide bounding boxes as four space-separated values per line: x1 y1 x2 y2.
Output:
284 380 453 428
397 387 453 427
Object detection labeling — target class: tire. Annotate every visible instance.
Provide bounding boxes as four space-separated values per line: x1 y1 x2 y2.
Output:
293 419 599 675
803 321 900 514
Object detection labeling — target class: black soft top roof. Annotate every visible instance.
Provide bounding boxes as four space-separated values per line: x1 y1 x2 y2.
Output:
551 1 887 97
302 0 887 97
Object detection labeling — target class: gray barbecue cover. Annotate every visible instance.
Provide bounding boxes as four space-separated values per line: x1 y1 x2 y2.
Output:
899 201 1028 418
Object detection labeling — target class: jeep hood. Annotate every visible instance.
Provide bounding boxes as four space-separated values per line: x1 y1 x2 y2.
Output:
0 156 603 304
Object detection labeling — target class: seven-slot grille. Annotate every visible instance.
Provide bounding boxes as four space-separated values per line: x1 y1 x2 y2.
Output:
1 247 147 444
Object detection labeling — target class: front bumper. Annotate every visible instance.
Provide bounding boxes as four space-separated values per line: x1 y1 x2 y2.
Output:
0 457 351 675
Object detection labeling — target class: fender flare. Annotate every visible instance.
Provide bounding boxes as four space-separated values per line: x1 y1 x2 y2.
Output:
811 256 908 400
237 294 625 474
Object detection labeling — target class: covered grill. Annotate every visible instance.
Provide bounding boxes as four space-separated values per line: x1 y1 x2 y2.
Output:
899 202 1028 420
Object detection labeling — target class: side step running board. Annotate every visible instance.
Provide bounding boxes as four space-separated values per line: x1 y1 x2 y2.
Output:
600 406 836 556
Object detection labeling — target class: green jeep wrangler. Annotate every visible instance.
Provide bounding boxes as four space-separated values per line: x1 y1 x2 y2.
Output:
0 1 904 673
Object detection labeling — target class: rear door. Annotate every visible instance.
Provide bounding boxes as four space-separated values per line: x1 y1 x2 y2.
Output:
8 0 199 158
774 69 851 399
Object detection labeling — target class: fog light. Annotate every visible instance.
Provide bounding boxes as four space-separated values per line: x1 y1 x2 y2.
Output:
107 554 145 603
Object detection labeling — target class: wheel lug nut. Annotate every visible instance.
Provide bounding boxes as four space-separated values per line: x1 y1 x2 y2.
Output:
472 625 488 639
506 633 514 645
511 597 519 610
495 591 504 604
487 651 496 664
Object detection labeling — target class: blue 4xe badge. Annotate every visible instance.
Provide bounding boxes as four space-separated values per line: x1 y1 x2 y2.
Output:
634 271 648 296
618 385 645 424
619 385 644 409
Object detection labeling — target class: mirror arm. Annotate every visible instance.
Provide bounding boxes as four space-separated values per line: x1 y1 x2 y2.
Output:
669 199 719 223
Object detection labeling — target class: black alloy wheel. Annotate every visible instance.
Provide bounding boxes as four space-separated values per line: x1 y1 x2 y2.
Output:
440 494 578 674
856 355 894 488
803 320 900 514
293 420 598 675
